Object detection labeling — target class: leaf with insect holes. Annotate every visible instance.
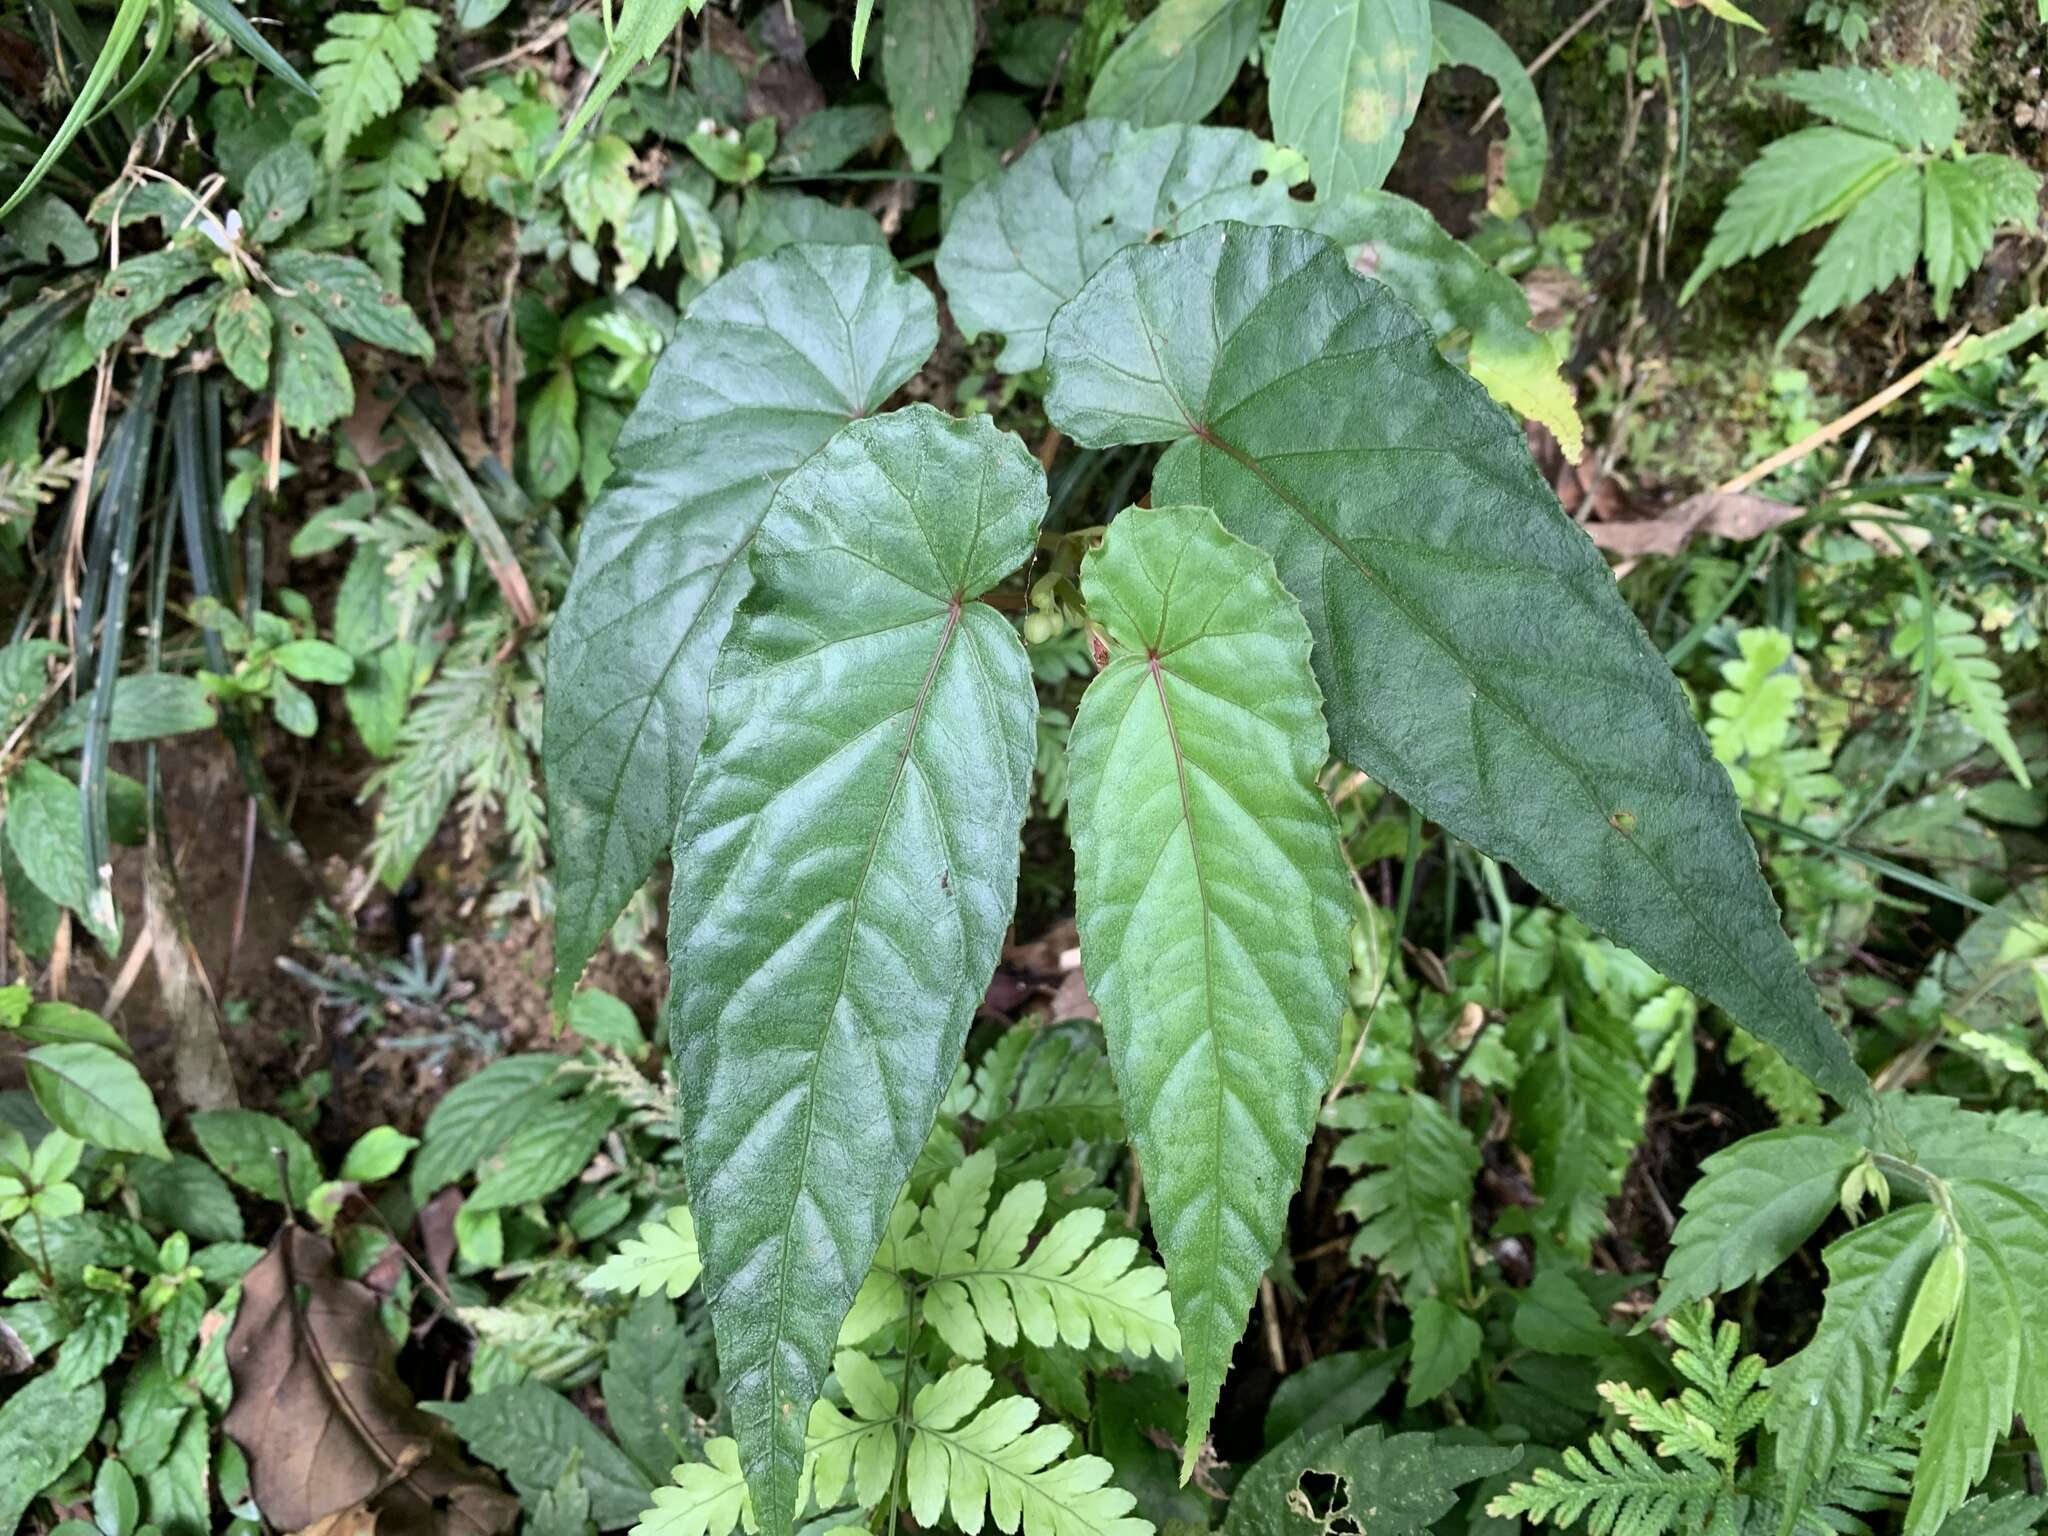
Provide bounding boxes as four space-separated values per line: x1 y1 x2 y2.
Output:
85 248 211 351
1067 505 1351 1467
264 294 354 431
1042 222 1872 1117
544 243 937 1014
214 290 274 391
1268 0 1431 202
267 250 432 357
1224 1422 1519 1536
1428 3 1545 216
934 121 1304 374
1087 0 1265 127
668 406 1042 1536
242 142 318 240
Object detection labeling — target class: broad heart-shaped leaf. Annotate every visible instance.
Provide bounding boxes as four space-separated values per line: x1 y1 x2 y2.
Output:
669 405 1043 1536
1086 0 1267 127
1067 505 1352 1467
544 244 937 1011
934 121 1304 374
1268 0 1431 201
1042 223 1873 1113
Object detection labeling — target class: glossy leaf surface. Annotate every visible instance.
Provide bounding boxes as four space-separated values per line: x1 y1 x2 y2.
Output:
669 405 1043 1536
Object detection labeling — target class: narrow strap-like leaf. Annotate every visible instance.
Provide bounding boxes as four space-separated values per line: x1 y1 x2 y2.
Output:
1043 222 1873 1114
1067 504 1353 1466
670 405 1044 1536
186 0 318 98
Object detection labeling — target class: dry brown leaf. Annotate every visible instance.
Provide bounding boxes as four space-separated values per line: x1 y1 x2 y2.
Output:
223 1226 518 1536
294 1503 381 1536
1585 492 1802 557
142 839 240 1113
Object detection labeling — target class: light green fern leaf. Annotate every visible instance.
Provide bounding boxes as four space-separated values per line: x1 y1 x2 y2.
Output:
633 1437 756 1536
1892 598 2031 788
905 1365 1154 1536
586 1206 700 1299
803 1351 900 1511
843 1151 1178 1362
1727 1027 1825 1126
311 0 441 166
1706 628 1842 817
1597 1307 1767 1474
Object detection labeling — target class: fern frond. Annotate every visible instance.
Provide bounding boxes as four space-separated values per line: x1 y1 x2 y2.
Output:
803 1351 901 1511
365 620 548 898
1510 999 1648 1254
341 108 440 286
1706 628 1841 817
906 1365 1154 1536
585 1206 700 1299
841 1152 1177 1362
310 0 440 165
632 1437 756 1536
1596 1310 1768 1476
1328 1087 1480 1299
1486 1432 1724 1535
1891 598 2031 788
964 1024 1123 1157
1725 1027 1824 1125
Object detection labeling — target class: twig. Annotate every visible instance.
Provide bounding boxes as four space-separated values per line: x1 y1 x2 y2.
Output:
460 15 574 77
225 795 258 990
1474 0 1620 130
1716 326 1972 497
56 360 115 659
100 929 154 1019
1257 1276 1287 1373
